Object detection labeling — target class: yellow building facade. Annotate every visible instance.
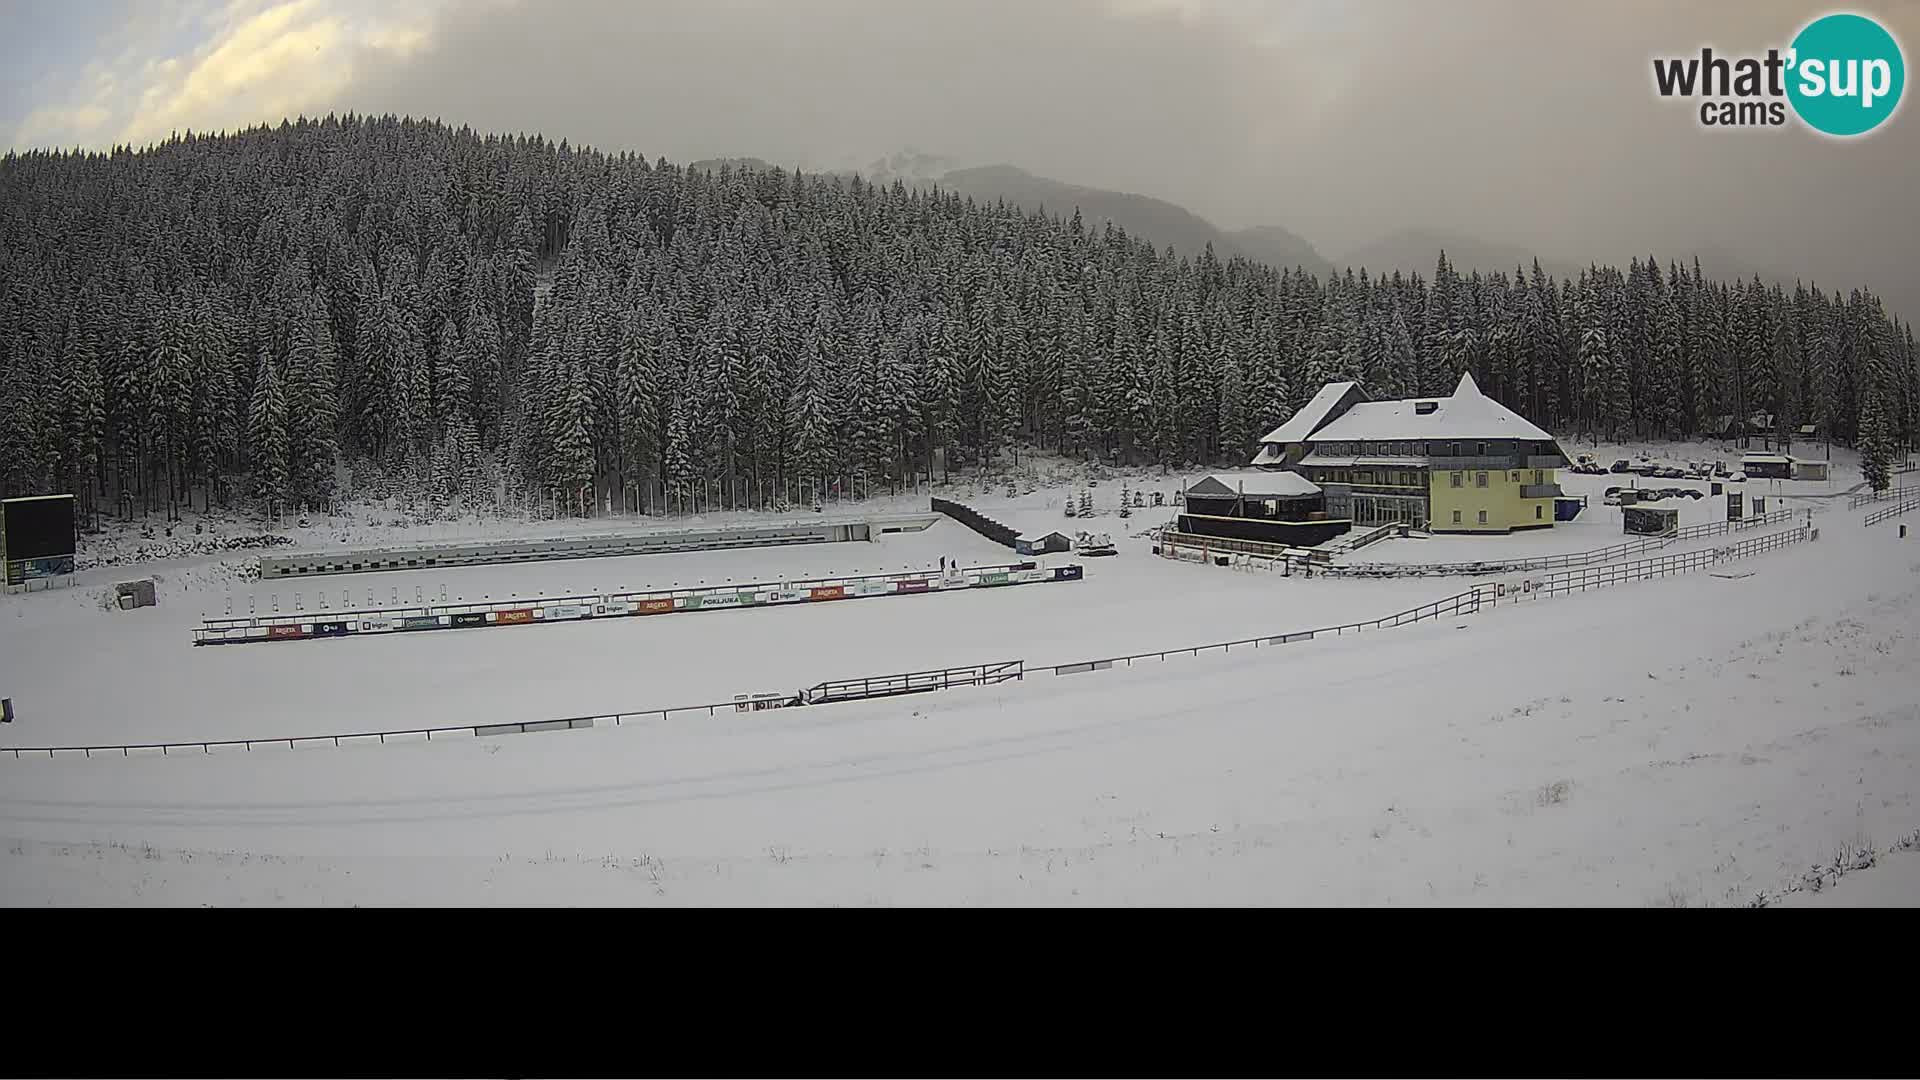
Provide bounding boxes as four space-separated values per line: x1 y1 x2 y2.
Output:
1250 371 1570 536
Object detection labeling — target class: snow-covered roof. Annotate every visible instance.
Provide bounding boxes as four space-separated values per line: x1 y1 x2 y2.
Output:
1741 453 1793 463
1249 444 1286 466
1188 472 1323 499
1307 372 1553 444
1258 381 1360 445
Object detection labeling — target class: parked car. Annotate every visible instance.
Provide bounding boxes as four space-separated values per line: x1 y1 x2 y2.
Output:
1610 459 1632 473
1729 471 1747 483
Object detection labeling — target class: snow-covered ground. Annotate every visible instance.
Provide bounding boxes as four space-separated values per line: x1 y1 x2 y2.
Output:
1780 845 1920 907
2 440 1914 905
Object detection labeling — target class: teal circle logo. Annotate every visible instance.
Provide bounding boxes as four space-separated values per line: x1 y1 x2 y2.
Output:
1787 13 1905 136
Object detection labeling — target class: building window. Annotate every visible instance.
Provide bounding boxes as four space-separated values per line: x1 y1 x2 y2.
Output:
1478 509 1488 524
1534 470 1543 484
1511 471 1520 483
1452 509 1462 524
1451 472 1463 488
1476 472 1488 488
1535 505 1543 520
1476 442 1487 456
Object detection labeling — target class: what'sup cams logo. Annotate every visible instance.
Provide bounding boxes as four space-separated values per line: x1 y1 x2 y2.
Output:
1653 12 1905 136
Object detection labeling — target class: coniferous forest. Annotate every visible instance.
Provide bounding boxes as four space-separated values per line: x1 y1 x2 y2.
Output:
3 115 1917 521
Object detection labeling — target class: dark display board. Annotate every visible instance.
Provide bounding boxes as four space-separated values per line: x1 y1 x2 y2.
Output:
2 494 77 585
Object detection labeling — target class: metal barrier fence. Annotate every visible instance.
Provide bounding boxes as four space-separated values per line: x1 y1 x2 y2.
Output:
1495 525 1811 603
1224 507 1804 579
3 523 1818 761
1670 507 1802 541
1865 497 1920 527
254 513 941 580
3 661 1033 759
1848 485 1917 509
1158 530 1331 564
194 561 1081 646
3 699 750 759
802 661 1024 705
1322 533 1675 578
1038 587 1486 675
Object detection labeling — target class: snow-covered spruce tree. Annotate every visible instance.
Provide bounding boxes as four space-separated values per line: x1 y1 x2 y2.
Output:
247 346 290 502
4 116 1916 508
1859 380 1893 491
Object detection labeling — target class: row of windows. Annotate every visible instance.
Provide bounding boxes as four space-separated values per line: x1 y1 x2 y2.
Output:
1448 506 1547 524
1448 470 1548 488
1308 439 1563 459
1311 468 1422 486
1317 439 1512 457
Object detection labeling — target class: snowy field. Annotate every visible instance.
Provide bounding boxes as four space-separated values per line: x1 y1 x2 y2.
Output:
2 441 1915 905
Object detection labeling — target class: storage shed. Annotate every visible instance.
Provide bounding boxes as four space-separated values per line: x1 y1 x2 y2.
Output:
1740 453 1794 480
1791 460 1829 482
1014 531 1074 556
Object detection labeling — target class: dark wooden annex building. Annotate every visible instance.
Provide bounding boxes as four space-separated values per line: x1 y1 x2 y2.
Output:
1175 473 1351 548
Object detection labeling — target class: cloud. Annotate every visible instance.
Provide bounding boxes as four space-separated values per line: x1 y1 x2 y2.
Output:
6 0 1919 321
12 102 112 148
7 0 442 150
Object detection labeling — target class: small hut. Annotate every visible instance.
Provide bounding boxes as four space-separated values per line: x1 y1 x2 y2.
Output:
1622 504 1680 536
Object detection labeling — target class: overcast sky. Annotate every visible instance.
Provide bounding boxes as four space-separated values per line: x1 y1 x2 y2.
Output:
5 0 1917 318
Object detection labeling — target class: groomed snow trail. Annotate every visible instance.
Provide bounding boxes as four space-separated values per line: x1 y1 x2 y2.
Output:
3 507 1916 905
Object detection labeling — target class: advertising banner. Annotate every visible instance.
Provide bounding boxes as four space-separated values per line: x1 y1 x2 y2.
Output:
5 555 75 586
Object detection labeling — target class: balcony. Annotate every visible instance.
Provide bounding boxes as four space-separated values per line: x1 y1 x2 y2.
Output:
1526 455 1569 470
1520 483 1564 499
1428 455 1517 471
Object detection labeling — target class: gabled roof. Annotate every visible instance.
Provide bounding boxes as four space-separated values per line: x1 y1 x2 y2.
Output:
1188 472 1323 499
1257 381 1362 445
1308 371 1553 443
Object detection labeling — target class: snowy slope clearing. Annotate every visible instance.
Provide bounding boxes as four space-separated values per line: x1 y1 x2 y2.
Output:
2 491 1916 905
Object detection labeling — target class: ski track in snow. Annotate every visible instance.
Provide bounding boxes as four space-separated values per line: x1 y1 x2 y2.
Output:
2 446 1915 905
